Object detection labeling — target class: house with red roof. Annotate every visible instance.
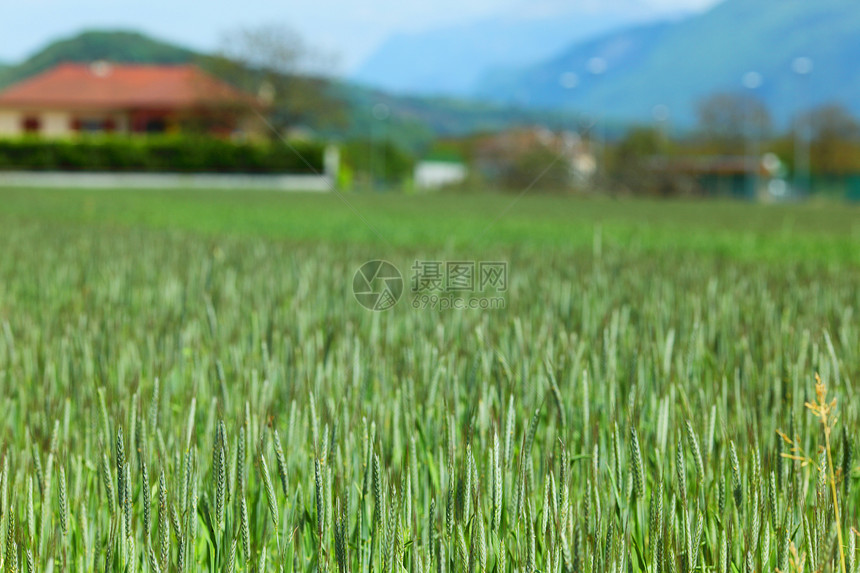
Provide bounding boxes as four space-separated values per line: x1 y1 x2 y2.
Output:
0 62 265 137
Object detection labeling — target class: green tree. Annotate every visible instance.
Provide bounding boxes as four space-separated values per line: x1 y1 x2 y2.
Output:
501 145 572 192
798 103 860 175
341 138 415 189
695 92 771 153
609 126 667 195
210 24 346 137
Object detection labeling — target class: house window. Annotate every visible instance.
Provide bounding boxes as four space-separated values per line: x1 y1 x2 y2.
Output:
73 118 107 133
22 116 41 133
70 117 119 134
145 118 166 133
80 119 105 132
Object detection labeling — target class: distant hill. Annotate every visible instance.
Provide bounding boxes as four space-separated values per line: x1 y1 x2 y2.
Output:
329 83 581 151
476 0 860 125
0 30 197 89
352 1 671 97
0 63 13 88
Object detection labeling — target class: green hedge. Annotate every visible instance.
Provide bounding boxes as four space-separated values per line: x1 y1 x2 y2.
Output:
0 136 325 174
340 138 415 185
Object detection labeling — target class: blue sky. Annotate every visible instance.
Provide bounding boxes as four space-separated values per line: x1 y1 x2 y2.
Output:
1 0 720 72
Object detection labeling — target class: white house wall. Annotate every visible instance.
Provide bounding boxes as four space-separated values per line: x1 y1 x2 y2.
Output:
41 111 72 137
0 109 72 137
0 111 21 136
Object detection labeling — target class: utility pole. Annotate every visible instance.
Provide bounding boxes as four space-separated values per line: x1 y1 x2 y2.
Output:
791 56 813 196
587 57 607 191
742 71 763 200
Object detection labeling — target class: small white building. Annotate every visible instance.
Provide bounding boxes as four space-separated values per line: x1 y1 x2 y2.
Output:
414 160 468 190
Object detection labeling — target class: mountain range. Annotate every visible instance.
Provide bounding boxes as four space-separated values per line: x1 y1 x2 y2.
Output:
351 0 680 97
351 0 860 126
475 0 860 124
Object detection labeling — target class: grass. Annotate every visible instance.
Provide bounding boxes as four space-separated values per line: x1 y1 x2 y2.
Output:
0 186 857 572
1 187 859 263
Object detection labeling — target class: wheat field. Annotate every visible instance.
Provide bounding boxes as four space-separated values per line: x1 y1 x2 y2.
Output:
0 189 857 572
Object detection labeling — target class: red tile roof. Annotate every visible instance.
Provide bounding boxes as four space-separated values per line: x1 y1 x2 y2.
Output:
0 62 260 110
